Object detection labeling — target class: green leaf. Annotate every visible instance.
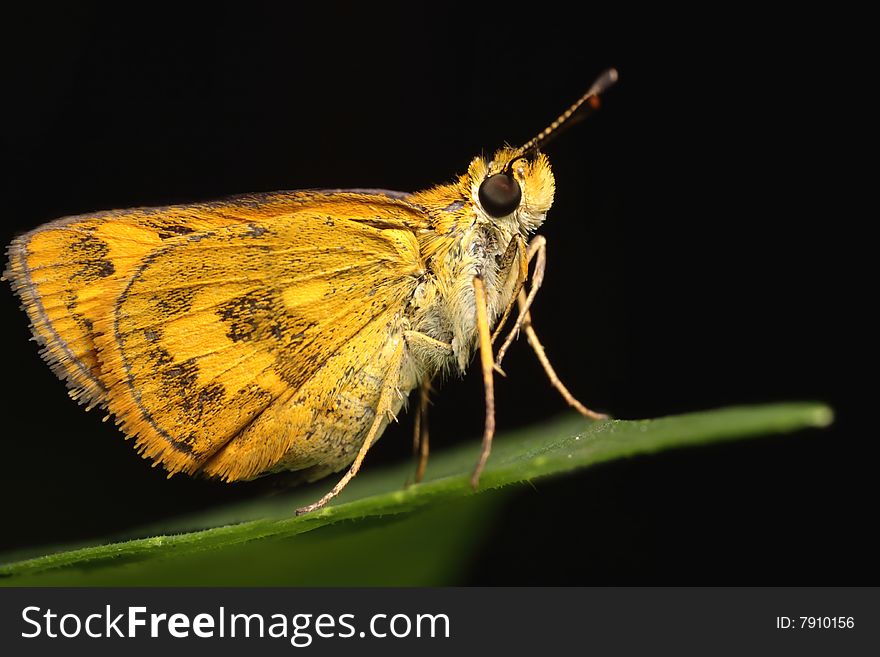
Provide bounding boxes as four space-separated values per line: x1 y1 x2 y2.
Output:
0 402 831 585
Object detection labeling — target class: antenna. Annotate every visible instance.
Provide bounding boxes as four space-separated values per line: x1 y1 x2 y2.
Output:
515 68 619 158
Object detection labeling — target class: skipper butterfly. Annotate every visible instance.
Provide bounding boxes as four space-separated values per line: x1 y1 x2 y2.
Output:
4 69 617 514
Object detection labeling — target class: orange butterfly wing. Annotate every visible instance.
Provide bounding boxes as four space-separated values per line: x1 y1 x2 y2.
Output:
6 191 430 479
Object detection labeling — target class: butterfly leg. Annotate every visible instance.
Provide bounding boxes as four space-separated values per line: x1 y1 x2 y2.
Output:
402 331 453 485
516 289 608 420
494 235 546 369
412 376 432 484
295 339 407 515
490 235 529 351
471 275 496 489
495 236 608 421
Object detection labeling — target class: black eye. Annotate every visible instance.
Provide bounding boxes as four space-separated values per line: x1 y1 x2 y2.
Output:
478 173 522 218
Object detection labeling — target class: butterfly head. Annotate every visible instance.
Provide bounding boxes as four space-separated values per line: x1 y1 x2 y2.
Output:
468 147 555 235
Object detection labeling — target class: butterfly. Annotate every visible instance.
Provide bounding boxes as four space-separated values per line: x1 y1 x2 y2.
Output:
4 69 617 514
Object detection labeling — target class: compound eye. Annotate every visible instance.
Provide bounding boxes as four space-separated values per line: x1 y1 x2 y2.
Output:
478 172 522 218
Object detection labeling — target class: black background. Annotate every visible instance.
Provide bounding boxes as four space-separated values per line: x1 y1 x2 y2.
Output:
0 4 869 583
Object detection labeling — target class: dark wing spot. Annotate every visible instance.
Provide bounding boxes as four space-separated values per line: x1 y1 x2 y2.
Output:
169 432 197 456
162 357 198 392
147 346 174 365
67 235 116 282
158 224 196 240
180 381 226 424
218 292 273 343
